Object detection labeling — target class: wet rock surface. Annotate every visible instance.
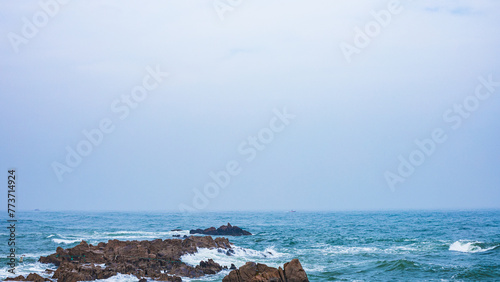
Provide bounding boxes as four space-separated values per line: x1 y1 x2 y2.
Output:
37 236 232 281
4 273 50 281
17 232 309 282
190 223 252 236
222 258 309 282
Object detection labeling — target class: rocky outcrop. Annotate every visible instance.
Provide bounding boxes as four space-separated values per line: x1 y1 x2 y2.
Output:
4 273 50 281
222 259 309 282
29 233 310 282
190 223 252 236
38 236 232 281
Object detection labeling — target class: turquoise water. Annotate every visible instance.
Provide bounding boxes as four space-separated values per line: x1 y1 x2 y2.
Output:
1 210 499 281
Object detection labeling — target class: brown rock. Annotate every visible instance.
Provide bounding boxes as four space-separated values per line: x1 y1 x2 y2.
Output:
4 275 26 281
38 236 233 281
51 262 116 282
284 259 309 282
155 273 182 281
196 259 224 274
222 259 309 282
26 273 51 282
4 273 51 281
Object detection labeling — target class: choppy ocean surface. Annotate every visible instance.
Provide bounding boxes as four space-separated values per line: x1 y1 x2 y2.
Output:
1 210 499 281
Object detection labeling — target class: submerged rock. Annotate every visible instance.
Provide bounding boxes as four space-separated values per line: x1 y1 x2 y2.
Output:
38 236 232 281
222 258 309 282
190 223 252 236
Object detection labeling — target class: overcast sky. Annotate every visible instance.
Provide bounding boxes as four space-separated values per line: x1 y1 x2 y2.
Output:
1 0 499 211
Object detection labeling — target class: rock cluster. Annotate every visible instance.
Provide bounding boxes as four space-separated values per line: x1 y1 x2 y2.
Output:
9 233 309 282
5 273 50 281
190 223 252 236
223 258 309 282
37 236 232 281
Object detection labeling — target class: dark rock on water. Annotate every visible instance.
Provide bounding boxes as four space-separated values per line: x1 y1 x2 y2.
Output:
51 262 117 282
38 236 232 281
190 223 252 236
30 232 309 282
217 248 235 256
223 259 309 282
4 275 23 281
198 258 225 274
5 273 50 281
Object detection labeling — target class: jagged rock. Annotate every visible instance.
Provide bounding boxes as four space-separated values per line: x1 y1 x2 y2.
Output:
222 259 309 282
190 223 252 236
38 236 232 281
4 275 26 281
4 273 50 281
197 259 224 274
283 259 309 281
51 262 117 282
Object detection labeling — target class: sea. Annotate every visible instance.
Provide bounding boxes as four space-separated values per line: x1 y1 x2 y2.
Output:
1 210 499 281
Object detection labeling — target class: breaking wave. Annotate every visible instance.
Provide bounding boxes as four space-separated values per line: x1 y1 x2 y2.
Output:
180 246 285 269
449 240 499 253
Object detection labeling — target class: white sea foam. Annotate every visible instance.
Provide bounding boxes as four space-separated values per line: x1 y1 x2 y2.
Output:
91 270 232 282
302 265 326 273
50 230 191 246
53 238 85 244
320 245 380 255
0 262 56 280
92 273 141 281
95 230 190 241
311 241 435 255
383 245 420 253
449 240 497 253
182 269 231 282
180 246 285 269
92 230 190 238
